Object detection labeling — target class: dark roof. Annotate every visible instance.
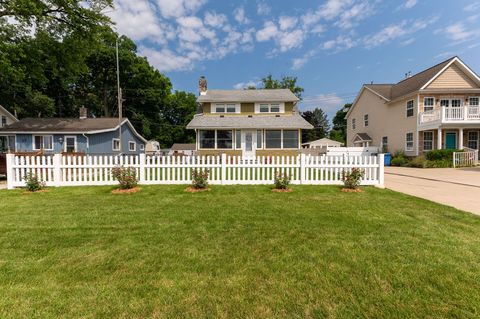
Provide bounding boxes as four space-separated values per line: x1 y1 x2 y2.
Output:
171 143 196 151
365 56 457 100
0 117 127 133
354 133 372 142
197 89 300 103
187 114 313 129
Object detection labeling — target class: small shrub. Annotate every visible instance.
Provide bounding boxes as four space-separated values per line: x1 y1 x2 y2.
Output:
342 168 364 189
424 159 452 168
191 169 209 189
425 149 461 161
111 166 138 189
391 151 409 167
406 156 426 168
24 172 45 192
274 171 291 189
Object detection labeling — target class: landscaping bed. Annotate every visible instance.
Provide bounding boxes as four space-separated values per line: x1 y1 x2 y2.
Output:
0 185 479 318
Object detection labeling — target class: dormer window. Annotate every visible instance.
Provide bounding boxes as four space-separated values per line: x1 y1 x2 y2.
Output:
212 103 239 113
255 103 284 113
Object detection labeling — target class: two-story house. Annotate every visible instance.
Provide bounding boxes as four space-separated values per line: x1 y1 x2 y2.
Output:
346 56 480 156
187 77 313 157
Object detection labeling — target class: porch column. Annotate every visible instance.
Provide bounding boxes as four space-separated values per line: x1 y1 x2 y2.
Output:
459 128 464 150
437 128 442 149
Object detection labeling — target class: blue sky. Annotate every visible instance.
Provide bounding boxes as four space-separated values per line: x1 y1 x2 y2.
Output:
109 0 480 120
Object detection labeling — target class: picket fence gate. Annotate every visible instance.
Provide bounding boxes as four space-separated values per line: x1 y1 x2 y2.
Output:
6 153 385 189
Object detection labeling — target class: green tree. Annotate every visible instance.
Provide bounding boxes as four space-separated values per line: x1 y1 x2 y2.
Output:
261 75 304 100
301 108 330 142
329 103 351 143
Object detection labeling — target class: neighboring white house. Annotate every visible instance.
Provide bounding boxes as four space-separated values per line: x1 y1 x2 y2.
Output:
302 138 343 149
145 140 161 155
168 143 196 156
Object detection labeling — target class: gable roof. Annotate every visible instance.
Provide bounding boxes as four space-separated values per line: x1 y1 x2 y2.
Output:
0 104 18 122
353 133 372 142
0 118 147 142
171 143 196 151
302 138 343 146
187 114 313 129
197 89 300 103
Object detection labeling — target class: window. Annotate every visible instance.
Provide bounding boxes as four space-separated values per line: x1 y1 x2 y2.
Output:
213 104 239 113
235 130 241 149
256 130 263 149
33 135 53 150
352 118 356 130
199 130 215 149
469 97 479 106
405 132 414 151
283 130 299 149
256 103 283 113
406 100 414 117
129 141 136 151
112 138 120 151
468 131 478 150
382 136 388 152
216 130 233 149
1 135 15 152
1 116 6 127
424 97 435 112
64 136 76 153
364 114 369 127
140 144 145 151
423 131 433 151
265 130 282 149
451 99 461 107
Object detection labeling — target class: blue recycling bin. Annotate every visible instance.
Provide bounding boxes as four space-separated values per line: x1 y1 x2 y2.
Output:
384 153 391 166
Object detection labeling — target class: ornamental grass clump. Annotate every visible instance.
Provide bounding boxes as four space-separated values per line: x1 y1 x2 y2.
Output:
273 171 291 191
191 169 209 189
111 166 138 190
342 168 364 190
24 172 46 192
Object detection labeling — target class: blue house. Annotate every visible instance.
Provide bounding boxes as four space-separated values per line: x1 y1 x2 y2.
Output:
0 112 147 155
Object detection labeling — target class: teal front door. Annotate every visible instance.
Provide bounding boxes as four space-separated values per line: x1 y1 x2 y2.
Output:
445 132 457 149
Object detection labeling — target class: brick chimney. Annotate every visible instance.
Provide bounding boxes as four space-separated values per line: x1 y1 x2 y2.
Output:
199 76 207 95
79 107 88 119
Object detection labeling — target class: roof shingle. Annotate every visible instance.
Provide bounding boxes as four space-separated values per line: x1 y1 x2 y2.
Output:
197 89 299 103
187 114 313 129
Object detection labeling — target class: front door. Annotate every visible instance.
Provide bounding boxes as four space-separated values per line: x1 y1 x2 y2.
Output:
445 132 457 149
242 130 256 158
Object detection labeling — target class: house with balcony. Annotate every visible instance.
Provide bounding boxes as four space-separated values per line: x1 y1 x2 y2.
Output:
346 56 480 156
186 77 313 157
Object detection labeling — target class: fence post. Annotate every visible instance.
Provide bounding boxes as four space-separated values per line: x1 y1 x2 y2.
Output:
453 152 457 168
6 154 15 189
376 153 385 188
139 153 146 184
53 153 62 187
221 153 227 185
299 153 306 184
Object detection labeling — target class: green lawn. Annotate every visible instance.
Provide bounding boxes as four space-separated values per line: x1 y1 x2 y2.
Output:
1 185 480 318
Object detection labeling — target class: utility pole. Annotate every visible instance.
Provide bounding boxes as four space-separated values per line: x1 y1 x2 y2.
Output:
116 38 122 154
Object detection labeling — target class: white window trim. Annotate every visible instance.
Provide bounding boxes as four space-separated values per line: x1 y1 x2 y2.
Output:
405 132 414 151
211 103 240 114
215 130 234 150
32 135 54 151
139 144 145 151
235 129 242 150
129 141 136 152
423 97 435 112
112 138 120 151
64 135 77 152
406 100 414 117
423 131 433 151
256 129 264 150
469 96 479 106
254 102 285 114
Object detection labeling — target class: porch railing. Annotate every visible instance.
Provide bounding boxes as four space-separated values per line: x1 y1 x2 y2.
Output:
419 105 480 124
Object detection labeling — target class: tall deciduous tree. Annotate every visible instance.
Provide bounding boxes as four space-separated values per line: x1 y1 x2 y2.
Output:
330 103 351 143
260 75 304 100
301 108 330 142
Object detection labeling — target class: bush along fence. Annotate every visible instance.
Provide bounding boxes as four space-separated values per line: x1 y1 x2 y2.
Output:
6 153 385 189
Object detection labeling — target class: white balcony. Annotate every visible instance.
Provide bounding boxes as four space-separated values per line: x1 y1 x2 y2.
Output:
419 105 480 127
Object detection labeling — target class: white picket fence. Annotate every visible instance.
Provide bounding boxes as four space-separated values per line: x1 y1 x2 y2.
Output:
453 149 479 168
6 153 385 189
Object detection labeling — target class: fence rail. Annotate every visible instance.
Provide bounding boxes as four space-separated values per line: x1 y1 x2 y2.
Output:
6 153 385 189
453 149 479 168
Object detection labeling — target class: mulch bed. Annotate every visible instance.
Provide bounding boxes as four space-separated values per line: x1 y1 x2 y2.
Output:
184 187 211 193
271 188 293 193
22 189 49 195
341 188 364 193
111 187 141 194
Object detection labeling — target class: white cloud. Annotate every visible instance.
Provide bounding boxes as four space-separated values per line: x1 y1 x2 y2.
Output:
256 21 279 41
401 38 415 46
464 2 480 12
335 2 375 29
279 16 297 30
156 0 206 18
322 35 356 51
257 1 271 15
292 49 316 70
204 11 227 28
300 93 346 116
404 0 418 9
442 22 480 43
139 46 193 72
233 80 261 89
233 7 250 24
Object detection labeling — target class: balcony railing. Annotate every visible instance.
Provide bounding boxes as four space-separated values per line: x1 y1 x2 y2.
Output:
419 105 480 125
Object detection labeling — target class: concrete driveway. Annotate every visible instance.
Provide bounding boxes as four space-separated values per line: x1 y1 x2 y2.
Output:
385 166 480 215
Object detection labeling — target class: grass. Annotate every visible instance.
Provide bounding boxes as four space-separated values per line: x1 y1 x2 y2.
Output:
1 185 480 318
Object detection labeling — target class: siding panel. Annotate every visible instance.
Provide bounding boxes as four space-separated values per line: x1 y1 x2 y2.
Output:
427 64 478 89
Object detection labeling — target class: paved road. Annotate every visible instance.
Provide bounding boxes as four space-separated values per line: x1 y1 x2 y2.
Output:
385 167 480 215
